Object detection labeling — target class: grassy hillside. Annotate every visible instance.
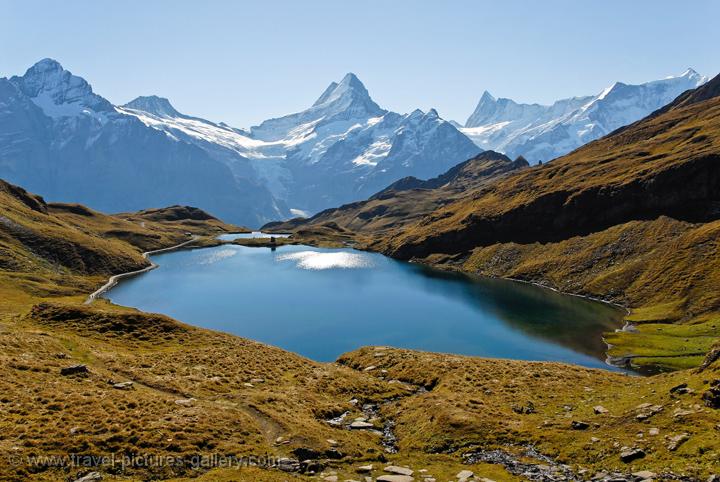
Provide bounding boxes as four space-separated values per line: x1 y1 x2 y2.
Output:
275 75 720 372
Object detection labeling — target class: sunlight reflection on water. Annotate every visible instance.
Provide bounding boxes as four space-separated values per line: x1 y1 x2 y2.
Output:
275 250 374 270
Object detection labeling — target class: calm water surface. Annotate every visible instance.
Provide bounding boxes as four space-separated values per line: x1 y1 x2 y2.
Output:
107 244 624 369
217 231 291 241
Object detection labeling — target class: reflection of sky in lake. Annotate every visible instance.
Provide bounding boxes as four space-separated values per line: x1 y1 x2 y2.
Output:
275 251 374 270
217 231 290 241
108 244 626 371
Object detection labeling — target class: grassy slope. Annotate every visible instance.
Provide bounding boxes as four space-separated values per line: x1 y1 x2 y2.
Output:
0 177 719 480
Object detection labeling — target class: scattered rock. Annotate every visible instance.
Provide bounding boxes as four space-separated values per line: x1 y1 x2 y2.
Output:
669 383 688 394
112 381 134 390
377 476 414 482
702 380 720 408
456 469 474 479
363 365 377 371
60 364 89 376
635 405 663 421
632 470 656 479
300 459 324 474
276 457 300 472
323 476 338 482
350 421 375 429
593 405 609 414
357 465 374 473
672 408 695 418
707 475 720 482
619 448 645 463
648 428 659 436
250 378 265 383
327 411 349 427
174 398 196 406
384 466 414 476
571 420 591 430
512 401 535 414
292 447 322 460
667 433 690 451
73 473 102 482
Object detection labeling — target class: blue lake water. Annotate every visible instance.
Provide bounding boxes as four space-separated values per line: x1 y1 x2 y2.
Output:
106 244 625 370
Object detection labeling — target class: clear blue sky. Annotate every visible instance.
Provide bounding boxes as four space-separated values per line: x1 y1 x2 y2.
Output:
2 0 719 127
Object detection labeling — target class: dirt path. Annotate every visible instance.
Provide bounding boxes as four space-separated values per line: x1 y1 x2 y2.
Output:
84 236 199 304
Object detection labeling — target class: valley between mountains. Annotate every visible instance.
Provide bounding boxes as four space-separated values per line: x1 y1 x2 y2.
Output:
1 67 719 481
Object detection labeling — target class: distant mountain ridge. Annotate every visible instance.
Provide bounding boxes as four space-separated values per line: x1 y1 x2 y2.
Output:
460 68 708 164
122 72 481 214
0 59 709 225
0 59 284 226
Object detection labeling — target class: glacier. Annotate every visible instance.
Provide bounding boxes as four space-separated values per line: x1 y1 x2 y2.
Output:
461 68 708 164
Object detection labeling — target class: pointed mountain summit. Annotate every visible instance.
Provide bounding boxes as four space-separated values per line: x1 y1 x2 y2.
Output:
0 59 284 226
313 81 339 106
11 58 112 114
123 95 182 118
251 73 385 142
307 72 383 117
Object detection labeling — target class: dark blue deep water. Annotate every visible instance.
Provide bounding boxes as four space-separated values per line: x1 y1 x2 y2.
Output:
107 244 624 369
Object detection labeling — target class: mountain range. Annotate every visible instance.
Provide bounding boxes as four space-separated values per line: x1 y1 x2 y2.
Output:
0 59 708 226
0 60 480 225
459 68 708 163
120 72 481 215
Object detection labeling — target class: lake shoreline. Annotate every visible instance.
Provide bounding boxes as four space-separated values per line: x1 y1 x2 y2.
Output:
103 237 631 373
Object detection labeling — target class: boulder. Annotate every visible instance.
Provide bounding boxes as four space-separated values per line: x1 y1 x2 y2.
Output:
73 473 102 482
667 433 690 451
276 457 300 472
619 448 645 463
60 364 89 376
112 381 134 390
384 466 414 476
350 421 375 429
702 380 720 408
571 420 591 430
669 383 688 394
593 405 609 414
457 469 474 479
632 471 657 479
377 476 414 482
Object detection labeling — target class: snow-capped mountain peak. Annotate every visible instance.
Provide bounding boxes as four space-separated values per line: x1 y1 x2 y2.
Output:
11 58 112 117
310 72 382 115
461 68 708 164
250 73 385 142
123 95 182 118
675 67 707 84
312 81 339 106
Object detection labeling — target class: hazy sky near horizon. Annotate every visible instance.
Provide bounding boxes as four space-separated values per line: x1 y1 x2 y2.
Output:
2 0 719 127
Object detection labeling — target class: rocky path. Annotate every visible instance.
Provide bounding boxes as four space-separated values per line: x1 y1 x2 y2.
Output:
84 235 198 304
